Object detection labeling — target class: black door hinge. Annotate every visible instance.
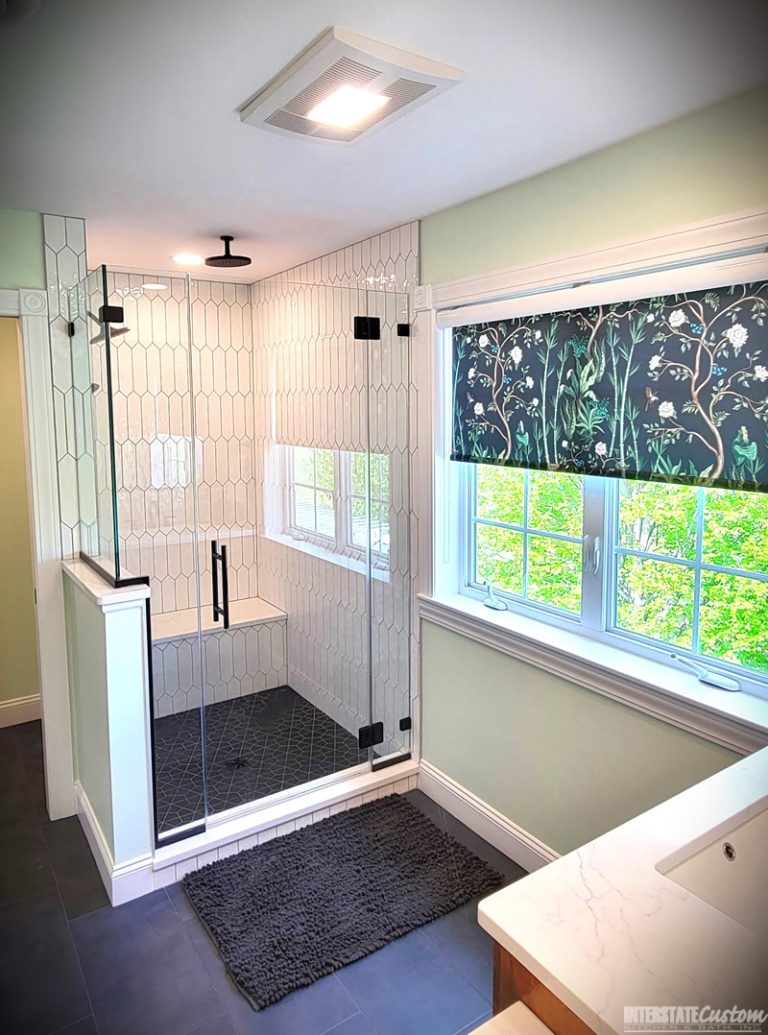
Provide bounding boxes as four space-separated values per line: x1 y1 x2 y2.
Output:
354 316 381 341
66 321 75 338
397 323 411 337
399 716 412 732
358 721 384 750
98 304 124 324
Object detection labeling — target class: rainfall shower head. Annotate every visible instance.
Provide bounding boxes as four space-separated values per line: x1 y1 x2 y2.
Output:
205 235 252 269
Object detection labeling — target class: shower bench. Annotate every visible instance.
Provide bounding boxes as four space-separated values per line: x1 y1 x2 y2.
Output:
151 596 288 716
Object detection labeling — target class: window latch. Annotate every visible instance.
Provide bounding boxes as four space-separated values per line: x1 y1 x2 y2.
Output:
583 534 602 575
582 534 591 572
670 653 740 692
481 582 508 612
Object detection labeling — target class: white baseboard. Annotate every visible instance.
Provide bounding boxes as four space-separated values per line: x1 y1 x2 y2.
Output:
418 761 558 873
0 693 41 728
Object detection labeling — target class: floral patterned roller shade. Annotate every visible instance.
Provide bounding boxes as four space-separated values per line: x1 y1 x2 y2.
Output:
451 280 768 491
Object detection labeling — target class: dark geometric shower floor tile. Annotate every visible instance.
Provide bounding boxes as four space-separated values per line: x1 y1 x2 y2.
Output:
153 686 368 836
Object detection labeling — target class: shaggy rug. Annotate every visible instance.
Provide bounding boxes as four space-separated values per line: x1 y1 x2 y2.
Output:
183 793 505 1009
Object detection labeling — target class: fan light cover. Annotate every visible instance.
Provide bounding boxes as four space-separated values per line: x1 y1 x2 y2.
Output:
239 27 463 142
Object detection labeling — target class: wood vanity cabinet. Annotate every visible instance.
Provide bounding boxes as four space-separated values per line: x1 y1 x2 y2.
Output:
493 943 595 1035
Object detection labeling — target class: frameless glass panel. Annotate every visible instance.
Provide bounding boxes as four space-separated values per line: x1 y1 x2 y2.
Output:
68 270 101 565
366 289 412 763
103 269 207 841
69 267 121 579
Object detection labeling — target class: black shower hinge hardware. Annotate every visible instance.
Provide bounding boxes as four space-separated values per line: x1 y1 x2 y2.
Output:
98 303 124 324
358 721 384 750
66 320 75 338
399 716 411 732
353 316 381 341
397 323 411 337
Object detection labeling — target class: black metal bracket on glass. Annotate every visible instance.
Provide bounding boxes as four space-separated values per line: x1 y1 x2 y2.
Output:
211 539 230 629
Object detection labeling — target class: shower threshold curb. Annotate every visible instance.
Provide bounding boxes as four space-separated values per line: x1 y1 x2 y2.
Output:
76 758 419 906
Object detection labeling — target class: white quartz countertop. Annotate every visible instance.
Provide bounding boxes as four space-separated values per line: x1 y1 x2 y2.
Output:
478 747 768 1034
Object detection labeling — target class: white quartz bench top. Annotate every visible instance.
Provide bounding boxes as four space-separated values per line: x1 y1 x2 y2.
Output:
471 1004 552 1035
151 596 286 641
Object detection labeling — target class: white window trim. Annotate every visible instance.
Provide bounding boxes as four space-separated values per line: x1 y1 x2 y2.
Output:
420 209 768 755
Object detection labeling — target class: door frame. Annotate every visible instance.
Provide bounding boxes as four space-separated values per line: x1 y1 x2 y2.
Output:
0 287 75 819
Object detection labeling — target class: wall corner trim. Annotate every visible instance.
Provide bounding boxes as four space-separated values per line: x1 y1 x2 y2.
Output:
418 760 558 872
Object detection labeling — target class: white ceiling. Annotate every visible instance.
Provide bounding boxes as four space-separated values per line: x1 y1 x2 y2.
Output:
1 0 766 281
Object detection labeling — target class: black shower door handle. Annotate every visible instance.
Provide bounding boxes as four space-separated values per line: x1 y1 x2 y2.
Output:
211 539 230 629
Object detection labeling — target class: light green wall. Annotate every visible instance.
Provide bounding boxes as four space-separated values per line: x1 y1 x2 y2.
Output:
421 85 768 284
0 318 40 703
421 622 738 855
0 209 45 290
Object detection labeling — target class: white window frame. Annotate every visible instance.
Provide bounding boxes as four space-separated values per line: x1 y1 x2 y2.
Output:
459 466 768 701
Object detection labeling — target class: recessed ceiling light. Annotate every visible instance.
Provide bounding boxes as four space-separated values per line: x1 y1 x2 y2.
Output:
142 282 168 290
307 85 390 129
171 253 203 266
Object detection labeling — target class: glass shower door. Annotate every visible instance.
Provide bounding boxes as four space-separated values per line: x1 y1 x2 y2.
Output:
365 289 412 765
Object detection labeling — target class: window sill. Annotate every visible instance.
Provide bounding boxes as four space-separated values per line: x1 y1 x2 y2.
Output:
265 531 390 583
418 593 768 755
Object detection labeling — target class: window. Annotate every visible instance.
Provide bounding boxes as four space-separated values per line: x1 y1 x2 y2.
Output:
289 447 335 540
470 467 583 615
462 465 768 695
286 446 390 568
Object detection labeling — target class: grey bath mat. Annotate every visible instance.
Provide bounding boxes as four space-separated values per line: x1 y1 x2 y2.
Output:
183 794 505 1010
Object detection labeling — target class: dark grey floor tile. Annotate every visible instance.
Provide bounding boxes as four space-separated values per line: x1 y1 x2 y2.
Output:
185 914 360 1035
186 1016 237 1035
337 928 490 1035
166 880 196 921
0 887 91 1035
44 816 110 919
0 815 55 906
325 1014 380 1034
420 902 493 1001
51 1018 99 1034
71 890 224 1035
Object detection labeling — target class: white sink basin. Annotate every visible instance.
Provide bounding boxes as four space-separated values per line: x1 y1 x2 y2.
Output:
657 798 768 938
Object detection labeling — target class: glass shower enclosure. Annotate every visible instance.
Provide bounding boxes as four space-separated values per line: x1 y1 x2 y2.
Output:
69 266 412 843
